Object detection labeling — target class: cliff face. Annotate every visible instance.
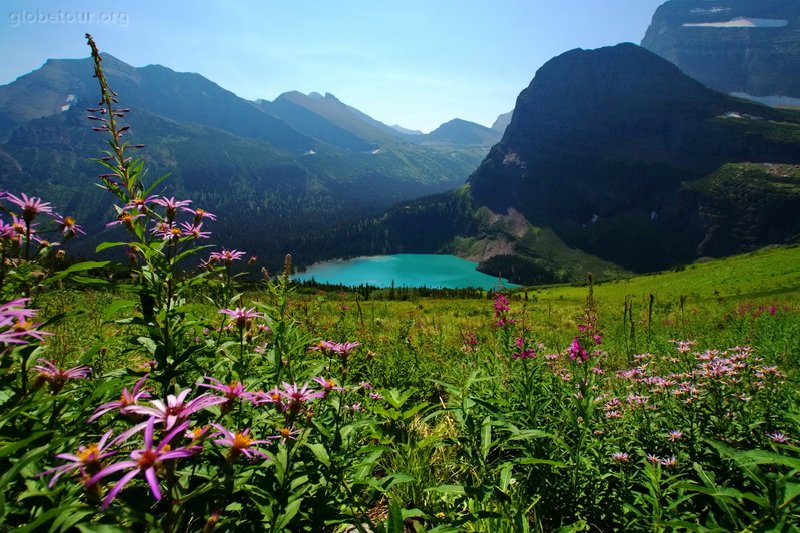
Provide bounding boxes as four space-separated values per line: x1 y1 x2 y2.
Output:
642 0 800 98
466 43 800 273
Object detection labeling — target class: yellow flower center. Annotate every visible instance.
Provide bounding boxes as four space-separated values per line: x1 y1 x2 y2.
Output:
232 433 253 449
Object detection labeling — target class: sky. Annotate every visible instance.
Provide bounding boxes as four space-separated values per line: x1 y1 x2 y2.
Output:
1 0 667 132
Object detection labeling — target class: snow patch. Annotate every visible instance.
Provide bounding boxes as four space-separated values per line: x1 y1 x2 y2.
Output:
303 149 316 156
371 149 382 155
683 17 788 28
731 93 800 108
691 7 731 15
61 94 77 112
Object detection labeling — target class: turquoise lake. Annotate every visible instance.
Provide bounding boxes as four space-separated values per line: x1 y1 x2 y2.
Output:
293 254 518 290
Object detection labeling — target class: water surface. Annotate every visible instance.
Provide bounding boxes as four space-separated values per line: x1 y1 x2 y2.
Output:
294 254 518 290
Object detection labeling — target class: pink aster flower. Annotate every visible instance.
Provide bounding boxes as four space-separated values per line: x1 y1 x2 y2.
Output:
52 214 85 239
125 388 226 430
667 430 684 442
88 374 152 422
219 307 265 331
124 195 159 213
211 424 271 462
312 376 345 397
179 221 211 239
767 431 790 444
181 206 217 224
660 456 678 468
198 377 252 412
611 452 630 464
38 430 116 487
106 211 144 229
208 248 246 266
3 192 53 223
87 418 195 510
33 359 91 393
151 196 192 222
280 382 326 413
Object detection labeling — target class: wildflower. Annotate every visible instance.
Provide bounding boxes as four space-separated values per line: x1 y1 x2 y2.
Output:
611 452 630 463
125 388 227 429
33 359 91 393
277 426 300 443
370 392 384 400
314 340 361 359
767 431 790 444
280 382 325 413
106 211 144 230
569 337 590 363
153 224 183 242
181 206 217 224
87 418 195 509
209 248 246 266
211 424 271 462
646 453 661 465
88 374 152 422
660 456 678 468
312 376 345 396
0 299 52 345
53 214 85 239
667 430 684 442
151 196 192 221
198 377 252 411
39 430 116 487
4 192 53 223
605 410 622 419
180 221 211 239
124 195 159 212
219 307 265 331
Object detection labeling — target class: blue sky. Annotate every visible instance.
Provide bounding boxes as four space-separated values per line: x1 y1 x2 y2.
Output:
2 0 666 132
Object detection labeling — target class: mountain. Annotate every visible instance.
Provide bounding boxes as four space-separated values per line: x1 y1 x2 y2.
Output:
491 111 513 133
330 43 800 284
642 0 800 100
0 55 313 152
423 119 501 147
0 54 486 270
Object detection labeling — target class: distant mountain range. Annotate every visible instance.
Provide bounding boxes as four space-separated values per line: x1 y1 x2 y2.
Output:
0 54 499 267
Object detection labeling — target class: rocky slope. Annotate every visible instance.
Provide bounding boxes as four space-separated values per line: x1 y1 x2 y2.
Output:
642 0 800 98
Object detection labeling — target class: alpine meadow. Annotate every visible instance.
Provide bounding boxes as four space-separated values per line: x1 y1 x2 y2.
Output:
2 1 800 531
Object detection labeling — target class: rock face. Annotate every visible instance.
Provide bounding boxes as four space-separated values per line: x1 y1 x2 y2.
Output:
466 43 800 273
642 0 800 98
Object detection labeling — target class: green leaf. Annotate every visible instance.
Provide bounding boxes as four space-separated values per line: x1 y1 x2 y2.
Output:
305 442 330 468
426 484 466 495
387 500 404 533
480 416 492 461
273 497 302 531
136 336 158 356
0 431 52 458
95 241 128 253
44 261 110 284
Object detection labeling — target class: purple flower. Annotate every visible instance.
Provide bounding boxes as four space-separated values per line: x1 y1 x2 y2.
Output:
0 299 52 345
611 452 630 464
52 214 85 239
767 431 790 444
39 430 116 487
4 192 53 223
569 337 590 363
34 359 91 393
89 374 152 422
667 430 684 442
314 340 360 359
211 424 271 462
179 221 211 239
151 196 192 221
219 307 265 331
660 456 678 468
280 382 326 413
106 211 144 230
198 377 252 411
312 376 345 396
181 207 217 224
87 418 195 509
125 388 226 430
208 248 246 266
